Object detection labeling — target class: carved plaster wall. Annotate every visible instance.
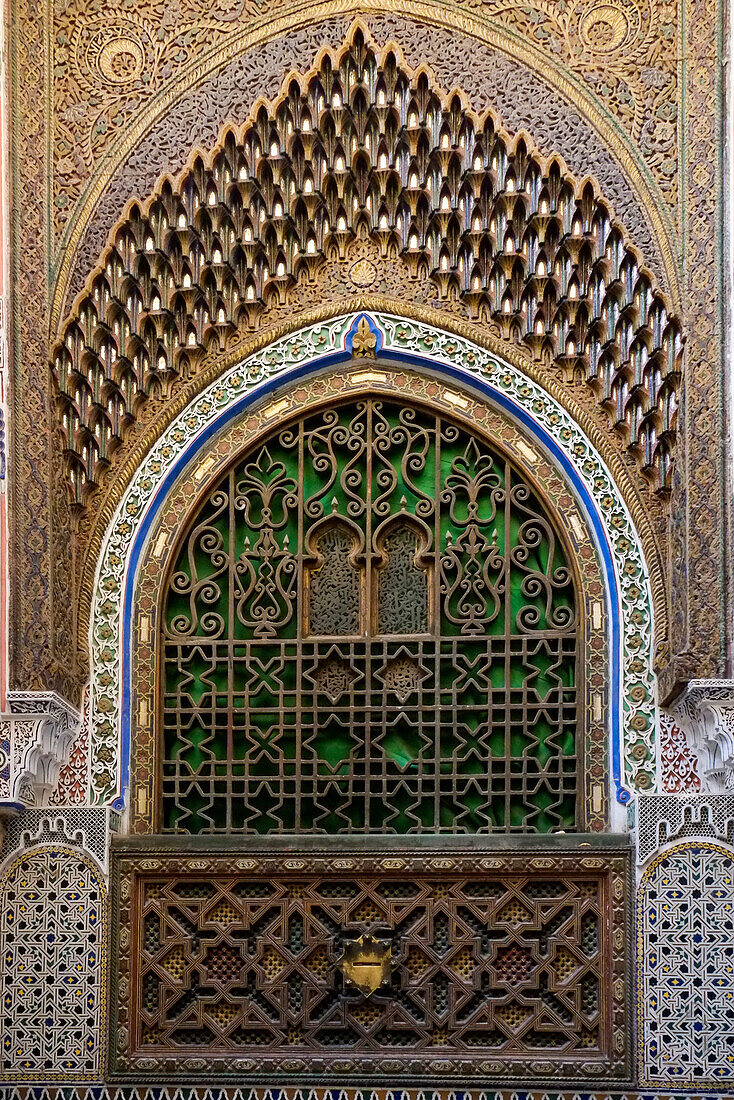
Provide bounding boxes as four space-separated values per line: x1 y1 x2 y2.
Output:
7 0 729 706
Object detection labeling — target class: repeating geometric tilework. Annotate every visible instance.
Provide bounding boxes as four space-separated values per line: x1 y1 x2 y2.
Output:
0 845 107 1081
639 843 734 1086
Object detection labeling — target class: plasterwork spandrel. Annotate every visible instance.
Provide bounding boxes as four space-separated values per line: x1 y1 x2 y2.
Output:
51 0 680 257
89 312 655 808
58 12 677 317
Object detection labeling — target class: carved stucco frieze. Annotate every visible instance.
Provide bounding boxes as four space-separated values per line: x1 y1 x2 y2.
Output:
52 1 680 215
670 681 734 793
0 692 81 808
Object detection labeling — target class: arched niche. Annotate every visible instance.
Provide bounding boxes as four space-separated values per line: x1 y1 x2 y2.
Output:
123 370 615 834
106 363 637 1083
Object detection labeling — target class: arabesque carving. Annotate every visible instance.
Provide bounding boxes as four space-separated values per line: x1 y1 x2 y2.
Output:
52 1 679 243
52 30 681 507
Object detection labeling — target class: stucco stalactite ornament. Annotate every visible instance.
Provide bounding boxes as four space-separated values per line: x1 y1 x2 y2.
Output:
0 693 81 813
670 681 734 793
52 30 682 508
89 312 657 809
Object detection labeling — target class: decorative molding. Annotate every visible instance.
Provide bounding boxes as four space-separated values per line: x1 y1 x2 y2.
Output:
671 680 734 792
0 691 81 805
8 1086 724 1100
89 311 656 808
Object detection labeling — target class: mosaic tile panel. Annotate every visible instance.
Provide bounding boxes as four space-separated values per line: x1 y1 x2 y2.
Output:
638 843 734 1087
0 845 107 1081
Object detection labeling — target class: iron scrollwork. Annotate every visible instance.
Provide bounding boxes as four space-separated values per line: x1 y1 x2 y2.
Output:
161 397 578 834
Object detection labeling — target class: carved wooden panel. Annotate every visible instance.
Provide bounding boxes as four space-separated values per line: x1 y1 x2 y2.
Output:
111 844 631 1083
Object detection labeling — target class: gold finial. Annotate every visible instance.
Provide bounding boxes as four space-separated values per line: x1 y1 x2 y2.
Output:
352 317 377 358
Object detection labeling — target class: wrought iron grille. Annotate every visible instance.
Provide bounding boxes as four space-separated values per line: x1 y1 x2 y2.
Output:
161 397 578 834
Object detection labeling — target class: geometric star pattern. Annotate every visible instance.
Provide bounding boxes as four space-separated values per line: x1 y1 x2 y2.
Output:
639 843 734 1086
0 845 106 1080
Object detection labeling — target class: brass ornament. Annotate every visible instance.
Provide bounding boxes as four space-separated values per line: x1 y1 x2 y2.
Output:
338 934 392 997
351 317 378 358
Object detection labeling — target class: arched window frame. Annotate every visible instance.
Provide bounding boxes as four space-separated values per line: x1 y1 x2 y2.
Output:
148 387 602 837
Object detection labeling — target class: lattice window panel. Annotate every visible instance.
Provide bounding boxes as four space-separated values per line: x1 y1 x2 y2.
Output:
160 397 578 835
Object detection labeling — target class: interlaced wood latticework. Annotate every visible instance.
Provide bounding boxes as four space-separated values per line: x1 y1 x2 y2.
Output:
161 397 578 836
111 848 630 1082
52 31 681 505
